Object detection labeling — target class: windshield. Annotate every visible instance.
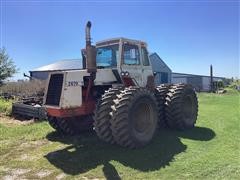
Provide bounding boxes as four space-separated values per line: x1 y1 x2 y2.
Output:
96 45 119 68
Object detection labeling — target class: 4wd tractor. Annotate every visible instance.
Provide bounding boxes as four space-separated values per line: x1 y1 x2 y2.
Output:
44 21 198 148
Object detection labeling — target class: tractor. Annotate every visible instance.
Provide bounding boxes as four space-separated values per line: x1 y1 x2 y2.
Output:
43 21 198 148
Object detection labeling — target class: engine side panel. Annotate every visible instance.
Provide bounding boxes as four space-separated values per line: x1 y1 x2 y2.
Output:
61 71 89 108
44 69 118 110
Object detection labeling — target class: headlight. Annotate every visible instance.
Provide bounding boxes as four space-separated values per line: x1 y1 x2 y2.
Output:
121 71 130 76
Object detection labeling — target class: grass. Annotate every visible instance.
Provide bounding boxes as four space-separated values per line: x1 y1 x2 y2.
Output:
0 89 239 179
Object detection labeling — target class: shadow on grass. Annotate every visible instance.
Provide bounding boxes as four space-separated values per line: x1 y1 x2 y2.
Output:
45 126 215 178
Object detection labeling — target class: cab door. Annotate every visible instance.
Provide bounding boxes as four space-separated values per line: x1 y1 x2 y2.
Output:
121 43 144 87
141 46 154 87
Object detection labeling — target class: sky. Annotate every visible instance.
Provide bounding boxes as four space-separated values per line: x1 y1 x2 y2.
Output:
0 0 239 80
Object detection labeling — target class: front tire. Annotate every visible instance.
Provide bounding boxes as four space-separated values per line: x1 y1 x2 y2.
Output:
111 87 158 148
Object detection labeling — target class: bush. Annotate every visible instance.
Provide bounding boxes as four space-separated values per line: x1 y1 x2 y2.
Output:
0 98 12 115
228 79 240 90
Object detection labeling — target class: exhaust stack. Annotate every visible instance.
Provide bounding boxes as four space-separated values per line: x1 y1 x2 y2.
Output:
85 21 97 73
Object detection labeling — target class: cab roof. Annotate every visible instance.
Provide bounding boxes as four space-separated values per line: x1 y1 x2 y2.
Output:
96 37 147 47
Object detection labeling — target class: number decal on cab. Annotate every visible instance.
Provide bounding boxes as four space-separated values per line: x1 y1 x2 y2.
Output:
66 81 80 87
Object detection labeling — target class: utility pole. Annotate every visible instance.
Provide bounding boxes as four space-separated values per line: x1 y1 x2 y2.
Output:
210 64 213 92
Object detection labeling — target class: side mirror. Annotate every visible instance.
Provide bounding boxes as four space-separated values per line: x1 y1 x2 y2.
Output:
153 71 157 76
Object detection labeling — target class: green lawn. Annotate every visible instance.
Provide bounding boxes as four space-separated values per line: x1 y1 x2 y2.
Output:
0 89 239 179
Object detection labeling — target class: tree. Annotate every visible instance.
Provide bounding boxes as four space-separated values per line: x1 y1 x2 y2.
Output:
0 47 18 84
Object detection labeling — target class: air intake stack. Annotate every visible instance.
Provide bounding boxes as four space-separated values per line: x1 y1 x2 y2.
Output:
85 21 97 74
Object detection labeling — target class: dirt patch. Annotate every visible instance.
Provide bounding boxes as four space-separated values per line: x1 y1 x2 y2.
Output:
36 170 52 178
19 154 29 161
82 177 101 180
1 140 46 164
18 154 38 161
2 168 31 180
0 114 35 126
20 139 49 148
56 173 66 180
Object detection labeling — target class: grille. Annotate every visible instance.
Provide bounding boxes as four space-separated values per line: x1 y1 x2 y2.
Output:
45 74 63 106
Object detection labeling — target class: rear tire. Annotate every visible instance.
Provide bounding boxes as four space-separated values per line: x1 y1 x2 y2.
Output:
111 87 158 148
165 84 198 130
94 87 123 144
57 118 76 135
56 116 93 135
155 84 170 128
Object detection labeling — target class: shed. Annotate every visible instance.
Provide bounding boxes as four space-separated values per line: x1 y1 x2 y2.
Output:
149 53 172 85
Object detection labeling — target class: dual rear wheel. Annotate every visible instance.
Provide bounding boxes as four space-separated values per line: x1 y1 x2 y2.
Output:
94 87 158 148
110 87 158 148
165 84 198 130
94 84 198 148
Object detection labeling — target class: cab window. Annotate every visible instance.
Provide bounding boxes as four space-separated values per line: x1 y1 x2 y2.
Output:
141 47 150 66
96 45 119 67
123 44 140 65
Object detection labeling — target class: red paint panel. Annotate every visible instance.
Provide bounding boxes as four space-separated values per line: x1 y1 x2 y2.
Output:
47 100 95 118
122 76 135 87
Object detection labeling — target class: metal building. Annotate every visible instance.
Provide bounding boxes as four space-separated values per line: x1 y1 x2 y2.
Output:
172 72 226 92
149 53 172 85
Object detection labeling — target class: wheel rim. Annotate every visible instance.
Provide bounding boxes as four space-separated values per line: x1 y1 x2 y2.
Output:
132 98 154 135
